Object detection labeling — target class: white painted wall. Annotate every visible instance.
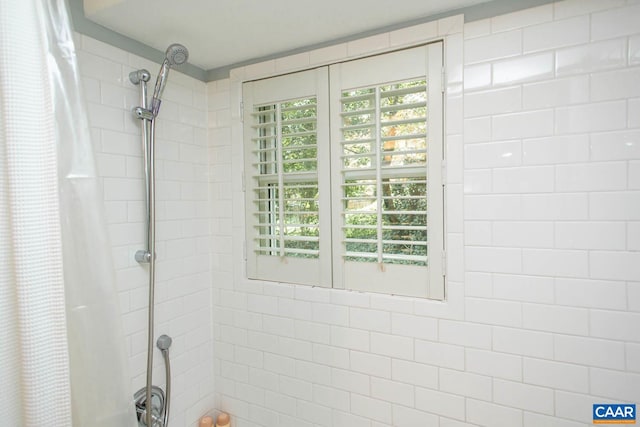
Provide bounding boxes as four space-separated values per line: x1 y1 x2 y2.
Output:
77 35 215 426
209 1 640 426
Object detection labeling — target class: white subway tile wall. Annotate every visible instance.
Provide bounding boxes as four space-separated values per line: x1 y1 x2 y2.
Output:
68 1 640 426
77 35 214 426
207 1 640 426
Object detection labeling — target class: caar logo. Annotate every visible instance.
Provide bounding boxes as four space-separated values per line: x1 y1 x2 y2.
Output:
593 404 636 424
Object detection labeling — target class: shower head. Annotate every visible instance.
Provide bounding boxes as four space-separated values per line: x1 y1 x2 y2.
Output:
165 43 189 66
150 43 189 116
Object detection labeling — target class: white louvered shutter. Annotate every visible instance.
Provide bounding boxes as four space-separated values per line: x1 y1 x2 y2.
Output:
243 68 331 286
330 43 444 298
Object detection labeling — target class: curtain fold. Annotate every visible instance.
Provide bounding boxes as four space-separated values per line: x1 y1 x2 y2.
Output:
0 0 135 425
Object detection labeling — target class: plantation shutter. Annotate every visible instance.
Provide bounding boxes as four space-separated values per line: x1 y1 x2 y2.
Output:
330 43 444 298
243 68 331 286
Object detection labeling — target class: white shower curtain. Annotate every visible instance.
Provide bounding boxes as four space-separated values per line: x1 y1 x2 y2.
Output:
0 0 135 425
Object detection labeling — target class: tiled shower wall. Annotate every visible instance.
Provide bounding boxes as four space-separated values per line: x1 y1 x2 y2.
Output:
209 1 640 426
77 35 214 426
461 1 640 425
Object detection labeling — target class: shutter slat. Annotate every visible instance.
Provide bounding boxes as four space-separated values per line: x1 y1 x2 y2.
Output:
380 149 426 157
381 117 426 127
380 195 426 201
380 84 426 98
381 133 426 142
342 225 377 230
381 254 427 263
280 103 317 113
255 235 319 242
281 117 317 126
341 122 375 132
283 236 319 242
342 138 376 145
381 239 427 245
280 130 316 138
342 168 426 180
283 248 320 256
340 93 375 103
380 101 426 114
343 252 378 259
252 122 277 129
277 210 319 216
340 108 375 117
255 184 317 191
380 210 426 215
344 238 377 244
344 224 427 231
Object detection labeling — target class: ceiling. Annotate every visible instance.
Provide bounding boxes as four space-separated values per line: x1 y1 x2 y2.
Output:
83 0 492 72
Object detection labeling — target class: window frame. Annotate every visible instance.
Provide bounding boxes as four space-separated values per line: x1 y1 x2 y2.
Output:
242 42 445 299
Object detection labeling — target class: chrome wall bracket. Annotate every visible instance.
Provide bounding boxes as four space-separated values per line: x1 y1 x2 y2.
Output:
135 249 153 264
133 106 154 121
129 69 151 85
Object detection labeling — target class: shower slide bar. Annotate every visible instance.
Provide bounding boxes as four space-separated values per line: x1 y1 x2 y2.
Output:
129 43 189 427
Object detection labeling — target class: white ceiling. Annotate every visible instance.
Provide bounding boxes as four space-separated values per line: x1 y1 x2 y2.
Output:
84 0 491 71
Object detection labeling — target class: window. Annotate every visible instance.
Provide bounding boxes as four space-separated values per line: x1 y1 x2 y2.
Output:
243 43 444 299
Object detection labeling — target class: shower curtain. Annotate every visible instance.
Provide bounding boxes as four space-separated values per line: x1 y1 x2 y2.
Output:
0 0 135 425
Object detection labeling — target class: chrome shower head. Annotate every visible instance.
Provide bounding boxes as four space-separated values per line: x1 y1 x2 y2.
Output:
165 43 189 66
150 43 189 116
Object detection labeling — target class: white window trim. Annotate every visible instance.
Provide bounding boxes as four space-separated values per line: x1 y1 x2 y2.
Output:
242 44 444 299
230 15 464 307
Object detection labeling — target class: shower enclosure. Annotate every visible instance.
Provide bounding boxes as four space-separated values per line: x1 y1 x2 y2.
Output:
129 43 189 427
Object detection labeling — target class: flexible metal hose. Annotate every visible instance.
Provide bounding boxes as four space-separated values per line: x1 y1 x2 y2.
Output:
160 347 171 427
